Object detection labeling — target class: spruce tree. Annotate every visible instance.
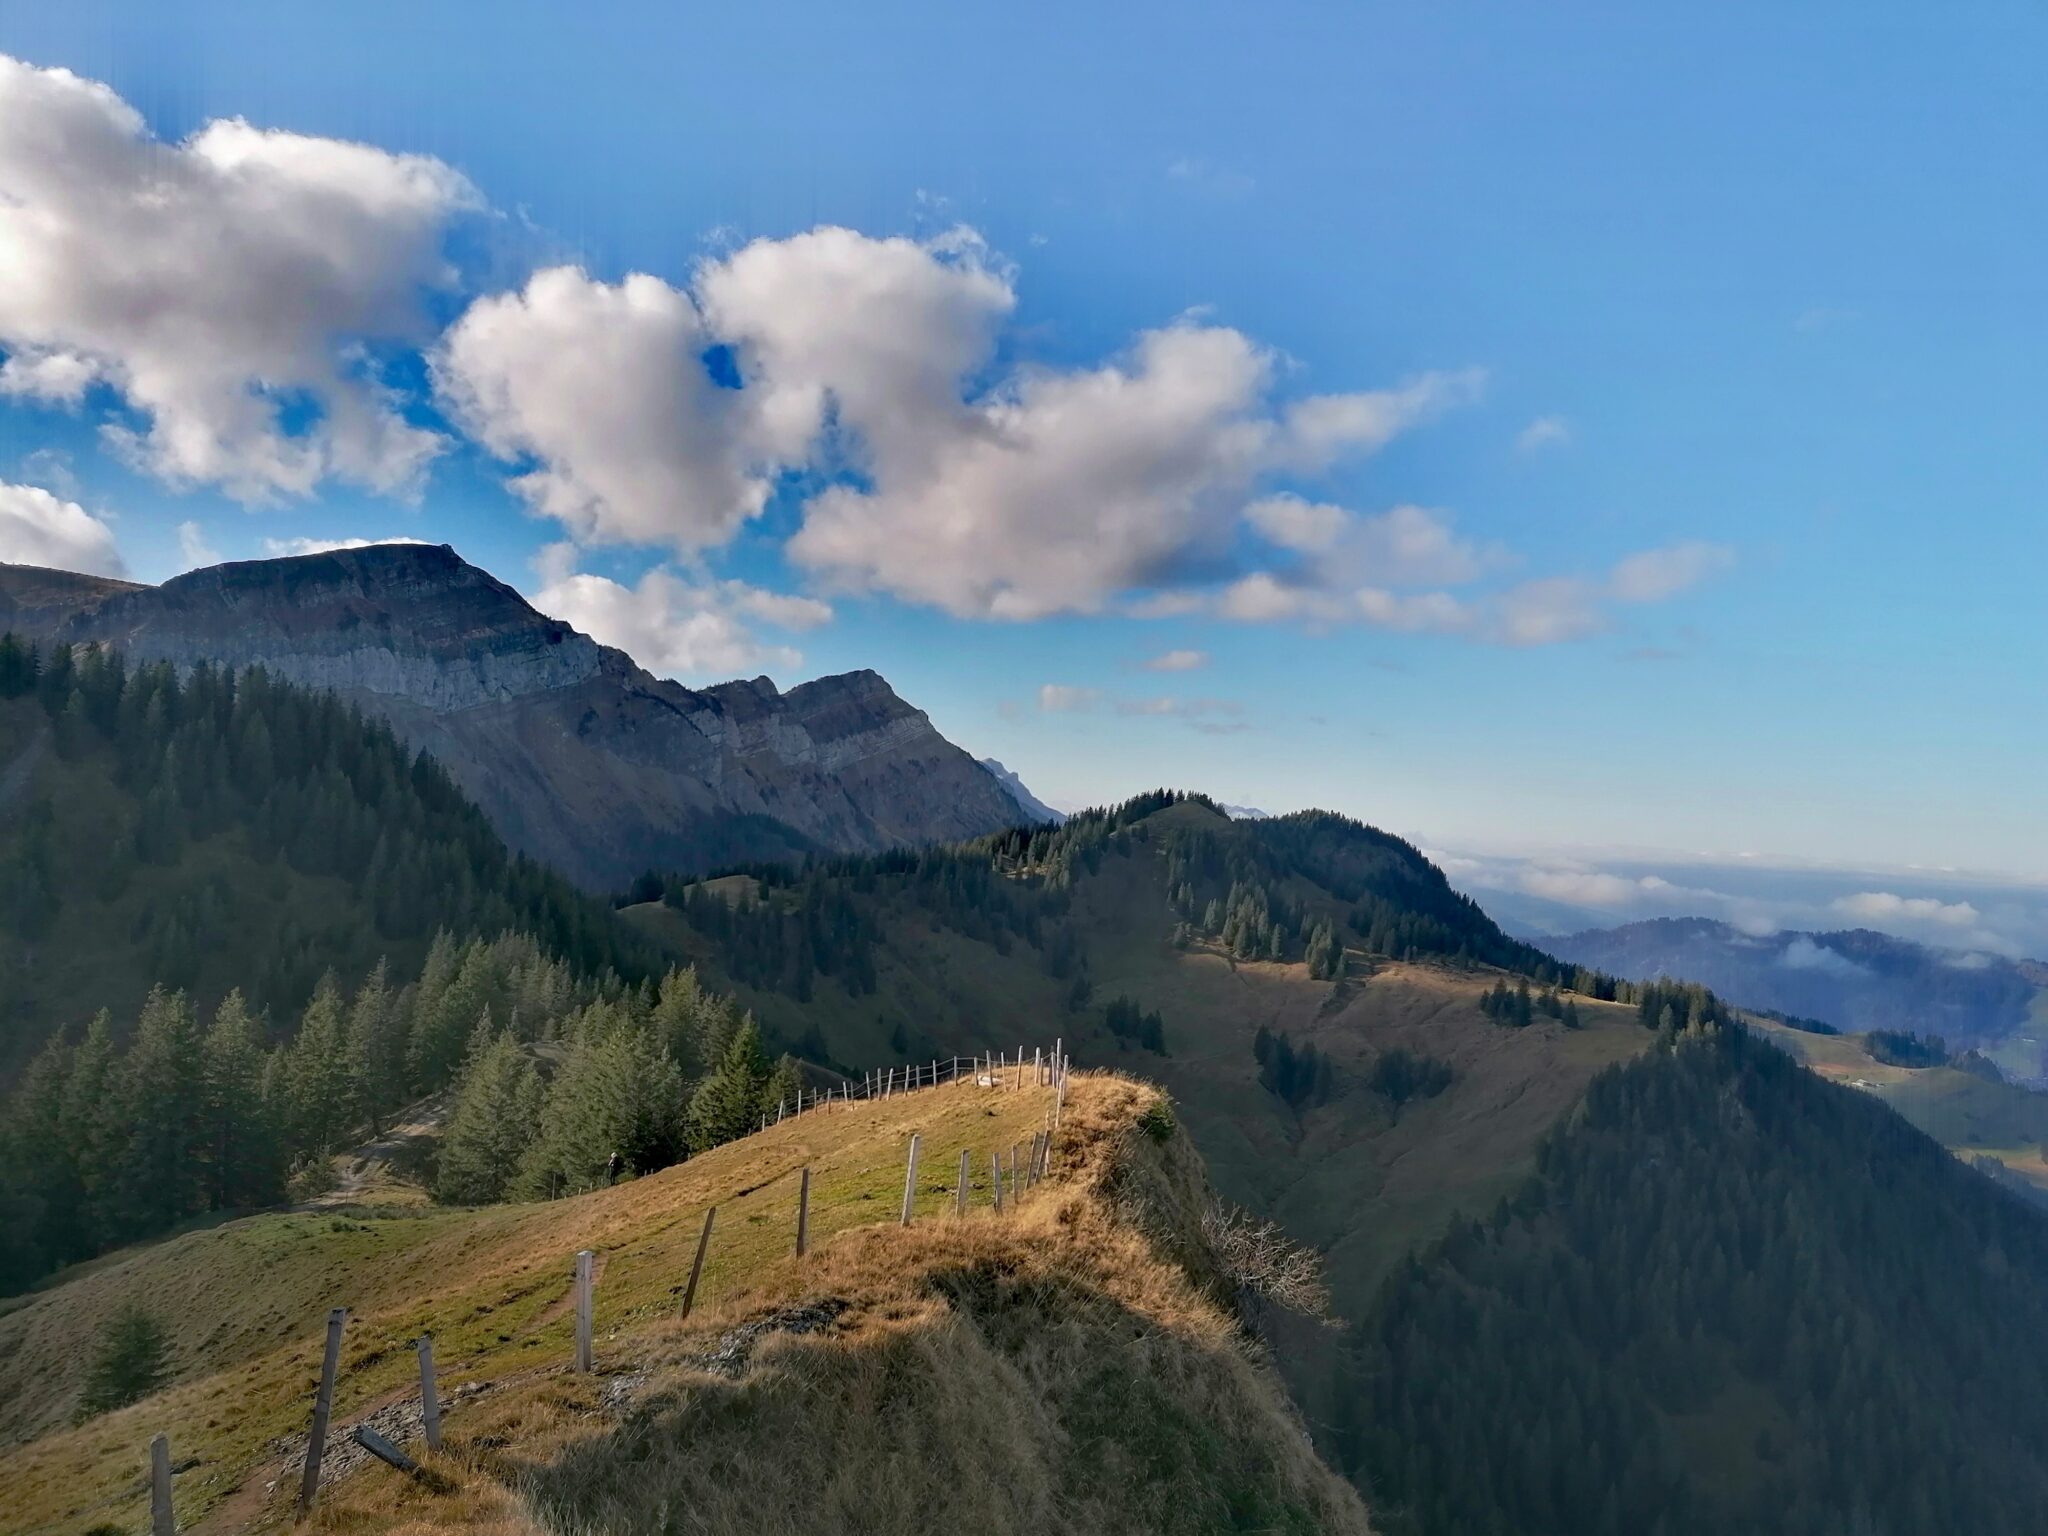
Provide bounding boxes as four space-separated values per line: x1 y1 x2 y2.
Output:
342 959 404 1134
114 987 206 1240
437 1032 544 1204
283 973 352 1157
686 1018 772 1152
201 990 281 1209
76 1304 172 1421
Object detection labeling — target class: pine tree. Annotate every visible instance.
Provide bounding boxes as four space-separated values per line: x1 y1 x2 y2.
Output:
201 990 281 1209
685 1018 773 1153
518 1021 683 1197
283 973 352 1157
342 959 404 1135
114 987 207 1240
75 1304 172 1421
437 1031 544 1204
61 1011 121 1253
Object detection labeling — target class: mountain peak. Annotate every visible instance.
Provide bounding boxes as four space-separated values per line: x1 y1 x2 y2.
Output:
0 548 1024 889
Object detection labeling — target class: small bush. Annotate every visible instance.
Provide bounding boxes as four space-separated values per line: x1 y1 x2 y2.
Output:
1201 1203 1331 1321
76 1305 171 1422
1137 1100 1176 1142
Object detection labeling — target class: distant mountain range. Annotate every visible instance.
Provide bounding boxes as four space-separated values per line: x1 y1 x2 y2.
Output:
0 545 1028 890
978 758 1063 824
1546 915 2048 1070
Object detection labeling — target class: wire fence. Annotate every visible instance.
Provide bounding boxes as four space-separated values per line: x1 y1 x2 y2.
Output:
757 1040 1070 1129
141 1040 1076 1532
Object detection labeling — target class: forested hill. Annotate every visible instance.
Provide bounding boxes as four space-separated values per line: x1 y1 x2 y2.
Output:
0 631 660 1076
1335 1017 2048 1536
620 793 2048 1534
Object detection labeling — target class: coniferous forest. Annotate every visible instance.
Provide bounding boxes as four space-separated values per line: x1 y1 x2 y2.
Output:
0 636 805 1292
0 632 660 1074
1331 1019 2048 1536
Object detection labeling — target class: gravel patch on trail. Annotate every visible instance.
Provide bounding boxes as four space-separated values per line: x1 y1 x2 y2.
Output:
694 1298 850 1379
262 1381 494 1496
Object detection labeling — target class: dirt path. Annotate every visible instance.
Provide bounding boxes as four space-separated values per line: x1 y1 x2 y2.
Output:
305 1095 447 1208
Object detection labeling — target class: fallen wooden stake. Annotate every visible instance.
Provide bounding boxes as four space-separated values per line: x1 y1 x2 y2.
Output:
349 1425 454 1492
351 1425 419 1475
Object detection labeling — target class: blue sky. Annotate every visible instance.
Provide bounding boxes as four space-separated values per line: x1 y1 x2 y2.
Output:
0 2 2043 933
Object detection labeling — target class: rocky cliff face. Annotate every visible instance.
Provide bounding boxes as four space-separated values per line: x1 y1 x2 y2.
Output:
0 546 1026 889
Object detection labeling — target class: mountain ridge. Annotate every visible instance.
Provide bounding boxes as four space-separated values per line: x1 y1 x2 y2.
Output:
0 546 1025 890
1546 914 2048 1074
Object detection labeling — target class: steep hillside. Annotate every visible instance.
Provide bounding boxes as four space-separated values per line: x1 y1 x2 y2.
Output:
1748 1014 2048 1202
0 548 1025 890
1549 915 2048 1071
0 641 653 1078
0 1071 1369 1536
1331 1020 2048 1536
623 800 1654 1419
621 795 2048 1530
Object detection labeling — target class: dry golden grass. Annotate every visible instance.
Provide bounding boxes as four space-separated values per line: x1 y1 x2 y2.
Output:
309 1072 1368 1535
3 1072 1368 1536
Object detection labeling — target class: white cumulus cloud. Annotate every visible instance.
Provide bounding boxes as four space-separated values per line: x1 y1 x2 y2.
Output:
0 480 125 576
1832 891 1980 928
1609 541 1735 604
1142 648 1208 672
259 535 433 558
434 268 795 554
175 520 220 570
530 563 831 682
1037 684 1101 713
442 224 1481 620
0 55 477 502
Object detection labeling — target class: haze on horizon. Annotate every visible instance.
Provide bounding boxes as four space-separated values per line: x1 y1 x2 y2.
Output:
0 3 2040 921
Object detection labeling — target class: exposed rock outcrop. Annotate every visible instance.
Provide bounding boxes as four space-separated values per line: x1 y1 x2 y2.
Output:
0 545 1026 889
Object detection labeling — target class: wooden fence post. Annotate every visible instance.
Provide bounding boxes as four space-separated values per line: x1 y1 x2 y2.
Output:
417 1334 441 1452
682 1207 715 1319
796 1167 811 1257
900 1134 922 1225
574 1251 595 1372
1035 1046 1043 1086
992 1150 1004 1212
150 1431 174 1536
297 1306 347 1514
957 1147 971 1215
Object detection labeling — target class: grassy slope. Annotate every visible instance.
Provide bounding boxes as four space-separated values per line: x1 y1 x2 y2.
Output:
0 1072 1368 1536
634 802 1653 1431
1753 1016 2048 1196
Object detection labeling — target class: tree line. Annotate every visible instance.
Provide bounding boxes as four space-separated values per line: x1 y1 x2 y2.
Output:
0 928 788 1293
0 632 660 1074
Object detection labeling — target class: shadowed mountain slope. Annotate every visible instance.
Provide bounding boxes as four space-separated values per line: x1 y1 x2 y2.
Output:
0 546 1024 890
